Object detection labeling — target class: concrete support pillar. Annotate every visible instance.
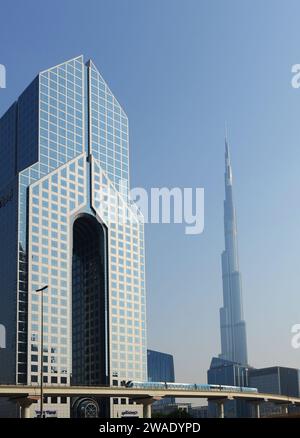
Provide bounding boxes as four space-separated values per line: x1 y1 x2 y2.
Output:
216 401 225 418
143 402 152 418
253 402 260 418
16 398 33 419
21 404 31 419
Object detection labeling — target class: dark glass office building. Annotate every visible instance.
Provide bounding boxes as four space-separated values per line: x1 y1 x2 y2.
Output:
248 366 300 397
147 349 175 406
207 357 250 417
248 366 300 416
147 349 175 383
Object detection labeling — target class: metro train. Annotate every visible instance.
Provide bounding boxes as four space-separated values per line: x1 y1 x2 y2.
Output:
123 381 258 393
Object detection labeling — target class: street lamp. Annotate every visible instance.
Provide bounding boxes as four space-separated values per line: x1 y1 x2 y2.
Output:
36 285 48 418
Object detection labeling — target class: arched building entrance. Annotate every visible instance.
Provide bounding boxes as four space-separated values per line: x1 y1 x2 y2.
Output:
72 214 109 387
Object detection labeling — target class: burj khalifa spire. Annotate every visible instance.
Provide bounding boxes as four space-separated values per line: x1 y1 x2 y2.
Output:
219 136 248 365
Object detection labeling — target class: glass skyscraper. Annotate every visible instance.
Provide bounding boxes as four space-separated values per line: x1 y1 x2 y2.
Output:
0 56 147 418
207 139 249 417
219 138 248 366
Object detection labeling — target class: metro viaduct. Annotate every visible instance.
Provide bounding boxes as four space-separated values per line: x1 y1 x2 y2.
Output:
0 385 299 418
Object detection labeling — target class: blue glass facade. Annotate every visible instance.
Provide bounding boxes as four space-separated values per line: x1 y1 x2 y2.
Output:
0 103 17 188
248 367 300 416
207 357 250 417
248 367 300 397
147 349 175 406
147 349 175 383
89 60 129 194
17 78 39 173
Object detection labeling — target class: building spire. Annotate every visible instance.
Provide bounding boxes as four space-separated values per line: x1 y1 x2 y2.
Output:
224 128 232 186
225 122 231 164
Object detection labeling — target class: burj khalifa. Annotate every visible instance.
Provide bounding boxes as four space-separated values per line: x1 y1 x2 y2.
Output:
219 138 248 366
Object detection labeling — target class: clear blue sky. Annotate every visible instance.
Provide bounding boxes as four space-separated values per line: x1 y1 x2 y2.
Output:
1 0 300 383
